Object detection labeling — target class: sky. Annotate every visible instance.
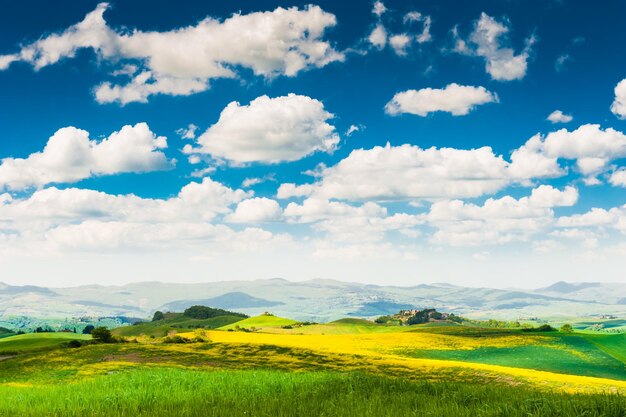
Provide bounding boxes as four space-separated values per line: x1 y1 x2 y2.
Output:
1 0 626 288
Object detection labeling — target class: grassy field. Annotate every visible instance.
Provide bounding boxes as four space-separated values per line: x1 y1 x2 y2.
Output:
0 316 624 416
585 333 626 363
0 369 624 417
218 314 296 330
396 326 626 380
0 328 13 340
0 333 91 355
112 313 243 338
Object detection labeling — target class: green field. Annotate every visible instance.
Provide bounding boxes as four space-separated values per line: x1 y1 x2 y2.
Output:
0 316 624 416
585 333 626 363
218 314 296 330
0 333 91 355
0 328 13 340
396 326 626 381
0 368 623 417
113 313 244 338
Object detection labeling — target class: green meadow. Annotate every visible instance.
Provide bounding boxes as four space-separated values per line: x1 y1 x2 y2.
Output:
0 313 624 416
401 327 626 381
0 369 624 417
0 333 91 355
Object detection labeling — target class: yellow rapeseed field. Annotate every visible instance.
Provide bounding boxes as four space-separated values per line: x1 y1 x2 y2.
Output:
171 329 626 394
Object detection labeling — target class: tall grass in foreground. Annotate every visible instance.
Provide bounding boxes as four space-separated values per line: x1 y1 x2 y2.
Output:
0 369 624 417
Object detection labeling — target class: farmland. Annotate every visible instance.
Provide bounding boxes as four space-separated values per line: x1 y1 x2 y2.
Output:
0 313 624 416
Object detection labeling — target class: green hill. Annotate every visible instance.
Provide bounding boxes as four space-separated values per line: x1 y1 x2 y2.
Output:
0 327 14 339
400 331 626 381
0 333 91 355
219 314 297 330
113 312 245 337
584 333 626 363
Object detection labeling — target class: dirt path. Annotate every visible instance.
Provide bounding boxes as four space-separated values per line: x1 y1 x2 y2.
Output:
0 356 15 362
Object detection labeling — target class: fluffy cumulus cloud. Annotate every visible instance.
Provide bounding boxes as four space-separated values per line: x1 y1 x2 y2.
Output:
368 24 388 49
611 79 626 119
284 198 421 242
186 94 339 164
557 205 625 230
512 124 626 183
0 177 248 224
454 13 535 81
426 186 578 246
385 83 498 116
0 123 171 191
278 142 556 202
226 197 282 223
389 34 411 56
0 177 296 253
372 1 387 17
0 3 343 104
546 110 573 124
609 168 626 187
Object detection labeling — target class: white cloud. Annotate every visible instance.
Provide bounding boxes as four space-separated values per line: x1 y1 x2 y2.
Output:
241 174 276 188
546 110 573 124
187 94 339 164
278 125 626 204
385 83 498 116
0 177 299 255
454 13 534 81
368 24 387 49
557 207 620 228
278 143 538 202
554 54 571 72
609 168 626 187
345 125 363 136
426 186 578 246
226 197 282 223
176 124 199 140
404 12 432 44
0 123 171 191
611 78 626 119
514 124 626 181
0 3 343 104
389 34 412 56
284 198 421 242
372 1 387 17
0 177 248 224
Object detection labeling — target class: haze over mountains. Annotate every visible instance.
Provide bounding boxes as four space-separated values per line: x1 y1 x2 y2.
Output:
0 279 624 322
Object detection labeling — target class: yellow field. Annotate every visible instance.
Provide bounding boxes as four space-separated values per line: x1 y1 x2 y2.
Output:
165 328 626 394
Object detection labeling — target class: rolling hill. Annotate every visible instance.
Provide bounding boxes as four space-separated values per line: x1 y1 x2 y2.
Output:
219 314 297 330
1 279 624 323
0 333 90 355
112 311 246 338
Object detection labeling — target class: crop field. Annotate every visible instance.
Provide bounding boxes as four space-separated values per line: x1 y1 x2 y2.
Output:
0 316 624 416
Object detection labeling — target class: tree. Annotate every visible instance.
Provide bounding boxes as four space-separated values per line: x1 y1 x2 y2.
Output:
560 324 573 333
91 327 114 343
68 340 82 348
183 305 247 320
82 325 95 335
152 311 165 322
407 309 435 325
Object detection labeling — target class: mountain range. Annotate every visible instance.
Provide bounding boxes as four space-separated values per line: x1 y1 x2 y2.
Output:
0 279 624 322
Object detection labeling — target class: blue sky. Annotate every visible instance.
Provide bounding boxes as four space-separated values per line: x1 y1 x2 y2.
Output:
0 1 625 288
